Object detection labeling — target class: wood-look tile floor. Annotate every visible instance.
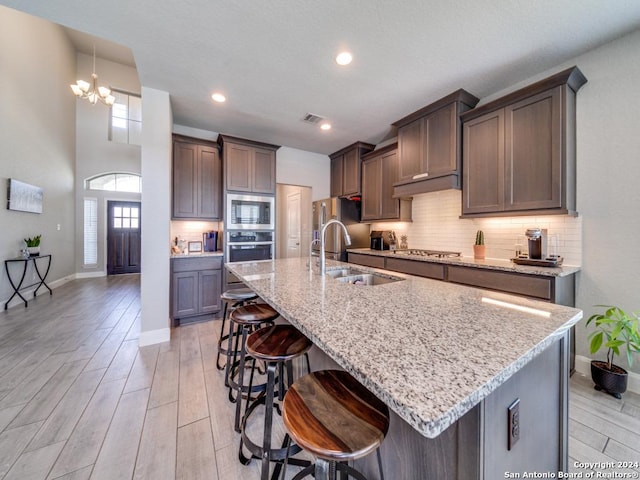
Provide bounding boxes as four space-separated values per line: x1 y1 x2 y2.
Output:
0 274 638 479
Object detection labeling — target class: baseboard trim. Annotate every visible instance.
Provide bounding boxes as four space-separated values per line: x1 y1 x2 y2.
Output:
139 327 171 347
76 271 107 279
575 355 640 395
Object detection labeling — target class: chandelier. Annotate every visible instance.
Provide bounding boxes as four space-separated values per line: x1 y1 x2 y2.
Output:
70 46 115 106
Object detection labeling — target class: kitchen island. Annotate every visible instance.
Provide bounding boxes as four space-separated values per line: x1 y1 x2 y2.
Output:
226 257 583 479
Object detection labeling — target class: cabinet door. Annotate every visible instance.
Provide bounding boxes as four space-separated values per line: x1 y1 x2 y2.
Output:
425 103 456 176
330 155 343 197
172 271 199 318
342 148 360 196
380 149 400 219
397 119 423 181
226 143 252 192
361 156 382 221
173 142 198 218
199 269 222 314
462 110 505 214
505 87 562 211
252 147 276 194
198 146 221 219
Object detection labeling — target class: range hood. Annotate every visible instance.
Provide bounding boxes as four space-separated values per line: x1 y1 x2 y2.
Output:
390 89 479 199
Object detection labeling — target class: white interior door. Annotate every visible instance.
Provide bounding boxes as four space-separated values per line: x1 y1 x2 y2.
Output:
286 192 301 258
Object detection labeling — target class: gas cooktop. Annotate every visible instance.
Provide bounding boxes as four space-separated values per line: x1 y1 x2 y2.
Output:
397 249 462 258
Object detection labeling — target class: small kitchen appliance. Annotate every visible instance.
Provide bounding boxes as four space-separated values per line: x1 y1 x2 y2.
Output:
525 228 547 260
512 228 563 266
203 231 218 252
370 231 390 250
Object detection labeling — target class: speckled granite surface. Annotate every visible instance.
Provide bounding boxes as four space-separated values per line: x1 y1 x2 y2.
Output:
170 252 224 258
226 257 582 438
347 248 581 277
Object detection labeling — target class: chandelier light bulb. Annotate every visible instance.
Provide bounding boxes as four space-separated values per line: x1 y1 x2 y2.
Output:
70 46 115 106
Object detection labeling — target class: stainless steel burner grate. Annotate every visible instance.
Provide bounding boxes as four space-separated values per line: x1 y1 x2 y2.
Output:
399 249 462 258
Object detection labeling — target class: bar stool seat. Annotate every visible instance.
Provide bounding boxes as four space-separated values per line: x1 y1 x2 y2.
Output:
217 288 258 371
227 303 280 432
281 370 390 480
241 325 312 479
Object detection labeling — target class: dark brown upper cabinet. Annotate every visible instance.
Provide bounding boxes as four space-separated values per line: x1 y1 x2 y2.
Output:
172 135 222 220
329 142 375 198
361 143 412 222
461 66 587 217
392 89 479 198
217 134 279 194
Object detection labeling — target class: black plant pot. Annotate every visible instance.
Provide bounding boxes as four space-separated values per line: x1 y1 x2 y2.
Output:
591 360 628 399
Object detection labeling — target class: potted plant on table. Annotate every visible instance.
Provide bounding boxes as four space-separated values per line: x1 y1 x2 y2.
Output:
473 230 486 260
24 235 41 256
586 305 640 399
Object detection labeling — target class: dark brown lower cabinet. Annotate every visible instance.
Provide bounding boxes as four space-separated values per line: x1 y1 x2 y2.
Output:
170 256 222 326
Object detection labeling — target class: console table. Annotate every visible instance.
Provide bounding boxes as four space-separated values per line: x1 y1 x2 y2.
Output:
4 254 52 309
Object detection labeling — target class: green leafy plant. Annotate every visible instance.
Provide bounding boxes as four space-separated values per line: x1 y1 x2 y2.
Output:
586 305 640 370
474 230 484 246
24 235 41 247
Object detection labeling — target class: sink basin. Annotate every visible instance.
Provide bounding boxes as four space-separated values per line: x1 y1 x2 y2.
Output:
334 273 404 286
325 268 366 279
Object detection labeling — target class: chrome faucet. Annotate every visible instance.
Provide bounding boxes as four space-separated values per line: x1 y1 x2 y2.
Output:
319 219 351 276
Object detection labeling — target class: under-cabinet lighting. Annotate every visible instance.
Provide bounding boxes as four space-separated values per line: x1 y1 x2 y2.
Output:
481 297 551 318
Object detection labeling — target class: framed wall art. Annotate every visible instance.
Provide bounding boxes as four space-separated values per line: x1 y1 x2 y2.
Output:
7 179 43 214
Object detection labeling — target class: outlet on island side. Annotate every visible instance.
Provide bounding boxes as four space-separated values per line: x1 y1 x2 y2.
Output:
507 398 520 450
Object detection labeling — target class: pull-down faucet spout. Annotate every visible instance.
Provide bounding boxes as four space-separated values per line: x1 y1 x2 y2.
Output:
319 219 351 276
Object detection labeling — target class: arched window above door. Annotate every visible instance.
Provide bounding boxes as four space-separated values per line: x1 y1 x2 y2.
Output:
86 173 141 193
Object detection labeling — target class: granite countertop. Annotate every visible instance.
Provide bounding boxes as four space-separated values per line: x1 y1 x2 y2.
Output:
170 252 224 258
347 248 581 277
226 257 582 439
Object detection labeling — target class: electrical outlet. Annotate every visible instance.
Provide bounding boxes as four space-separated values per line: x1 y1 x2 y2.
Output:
508 398 520 450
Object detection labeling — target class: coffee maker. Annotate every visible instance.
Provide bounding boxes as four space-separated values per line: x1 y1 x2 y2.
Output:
525 228 547 259
203 231 219 252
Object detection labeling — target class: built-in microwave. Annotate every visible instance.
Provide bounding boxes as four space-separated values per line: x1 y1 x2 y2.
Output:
226 193 274 230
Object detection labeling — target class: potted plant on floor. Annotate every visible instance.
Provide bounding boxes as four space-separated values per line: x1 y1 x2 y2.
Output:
24 235 41 256
473 230 485 260
586 305 640 399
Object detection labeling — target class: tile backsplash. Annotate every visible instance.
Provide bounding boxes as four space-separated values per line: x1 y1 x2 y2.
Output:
371 190 582 266
170 220 222 252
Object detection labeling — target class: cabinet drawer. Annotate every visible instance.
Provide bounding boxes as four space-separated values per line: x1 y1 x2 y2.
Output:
348 253 385 269
447 266 551 300
385 258 445 280
172 256 222 272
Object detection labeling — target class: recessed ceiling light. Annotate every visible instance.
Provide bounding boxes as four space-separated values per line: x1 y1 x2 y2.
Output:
211 93 226 103
335 52 352 66
320 123 331 130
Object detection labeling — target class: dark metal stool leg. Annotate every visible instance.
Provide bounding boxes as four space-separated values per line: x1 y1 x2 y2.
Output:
234 326 249 432
216 300 229 370
261 363 277 480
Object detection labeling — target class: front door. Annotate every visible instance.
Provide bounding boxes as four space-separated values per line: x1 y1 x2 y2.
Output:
107 201 141 275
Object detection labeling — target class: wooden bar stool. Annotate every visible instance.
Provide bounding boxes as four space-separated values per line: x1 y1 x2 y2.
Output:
227 303 280 432
217 288 258 372
281 370 390 480
241 324 312 479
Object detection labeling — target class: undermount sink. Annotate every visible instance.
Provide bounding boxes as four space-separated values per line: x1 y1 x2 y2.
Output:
334 273 404 286
325 268 366 279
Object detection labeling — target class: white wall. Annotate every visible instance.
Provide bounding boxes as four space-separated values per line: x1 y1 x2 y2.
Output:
572 30 640 373
139 87 172 346
0 6 76 305
74 53 141 275
276 147 330 201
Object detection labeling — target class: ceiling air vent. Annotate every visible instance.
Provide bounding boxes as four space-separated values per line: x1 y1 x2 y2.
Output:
302 113 324 125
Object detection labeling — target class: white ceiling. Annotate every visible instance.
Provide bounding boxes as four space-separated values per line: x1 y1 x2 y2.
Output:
2 0 640 154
